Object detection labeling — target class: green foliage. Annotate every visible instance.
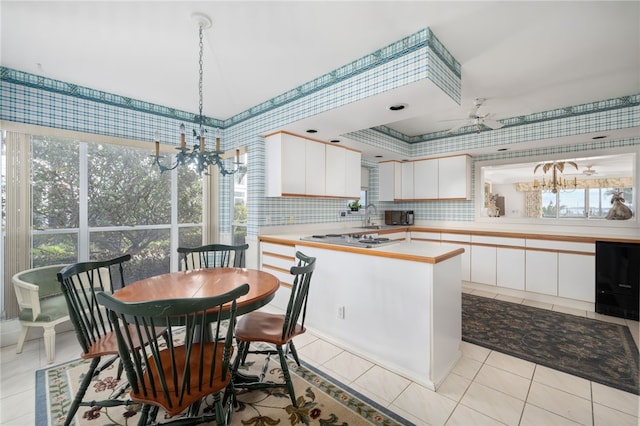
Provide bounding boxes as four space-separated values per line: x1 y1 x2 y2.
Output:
31 137 204 280
234 204 247 223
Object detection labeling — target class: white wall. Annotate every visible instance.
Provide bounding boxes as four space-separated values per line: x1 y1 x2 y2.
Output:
492 183 525 218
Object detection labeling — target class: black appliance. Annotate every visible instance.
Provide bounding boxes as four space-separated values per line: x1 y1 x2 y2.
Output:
384 210 414 225
595 240 640 320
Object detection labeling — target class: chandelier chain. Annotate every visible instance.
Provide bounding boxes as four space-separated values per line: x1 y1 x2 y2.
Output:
153 13 240 176
198 24 204 131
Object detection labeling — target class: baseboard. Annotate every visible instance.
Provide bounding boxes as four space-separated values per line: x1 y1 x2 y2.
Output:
462 281 595 312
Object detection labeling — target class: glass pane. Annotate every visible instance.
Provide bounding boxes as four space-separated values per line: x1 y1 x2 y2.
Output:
232 154 247 245
558 189 586 218
32 233 78 267
588 188 608 218
90 229 170 282
177 165 202 224
179 226 202 248
541 192 557 218
32 136 80 229
88 142 170 226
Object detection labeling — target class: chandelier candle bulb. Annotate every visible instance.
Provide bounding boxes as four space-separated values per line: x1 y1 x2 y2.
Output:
200 136 205 152
155 140 159 157
216 137 221 152
236 149 240 163
180 124 186 149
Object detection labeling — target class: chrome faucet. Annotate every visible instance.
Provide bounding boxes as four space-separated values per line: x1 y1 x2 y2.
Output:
364 203 378 227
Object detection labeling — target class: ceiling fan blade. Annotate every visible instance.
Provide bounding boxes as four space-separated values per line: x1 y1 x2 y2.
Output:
483 119 504 129
447 121 469 133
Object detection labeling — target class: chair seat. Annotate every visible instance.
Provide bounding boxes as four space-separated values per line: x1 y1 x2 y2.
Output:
235 311 305 346
18 295 68 322
82 325 166 359
132 342 232 416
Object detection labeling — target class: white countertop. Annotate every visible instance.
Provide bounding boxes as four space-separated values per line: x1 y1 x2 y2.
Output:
260 233 464 264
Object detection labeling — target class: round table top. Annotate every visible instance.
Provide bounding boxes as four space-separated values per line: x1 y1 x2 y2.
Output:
113 268 280 314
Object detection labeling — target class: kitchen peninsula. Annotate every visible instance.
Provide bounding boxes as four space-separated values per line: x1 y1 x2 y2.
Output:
259 231 464 390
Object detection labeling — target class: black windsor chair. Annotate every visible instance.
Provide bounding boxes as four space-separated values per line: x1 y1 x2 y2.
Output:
177 243 249 271
231 251 316 407
96 283 250 426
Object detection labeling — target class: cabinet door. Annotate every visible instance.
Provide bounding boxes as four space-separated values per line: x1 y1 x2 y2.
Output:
281 133 306 195
325 144 346 196
558 253 595 302
401 161 414 199
497 247 525 290
344 149 362 198
471 245 496 285
306 139 326 196
526 250 558 296
379 162 401 201
413 158 438 199
438 155 471 199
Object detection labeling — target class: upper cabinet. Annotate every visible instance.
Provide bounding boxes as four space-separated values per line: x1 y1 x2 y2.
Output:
413 158 439 199
379 161 402 201
378 154 471 201
438 155 471 199
265 131 361 198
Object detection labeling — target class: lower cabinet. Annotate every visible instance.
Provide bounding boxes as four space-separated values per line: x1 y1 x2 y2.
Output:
558 253 595 303
525 250 558 296
441 233 471 282
471 245 496 286
497 247 525 290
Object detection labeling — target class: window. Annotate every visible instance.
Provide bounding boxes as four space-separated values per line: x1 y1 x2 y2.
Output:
481 152 635 221
232 153 247 245
30 135 205 281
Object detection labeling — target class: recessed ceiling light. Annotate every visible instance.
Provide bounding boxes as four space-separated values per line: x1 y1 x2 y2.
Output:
497 148 508 151
592 135 607 140
306 129 318 133
388 104 407 111
330 139 340 143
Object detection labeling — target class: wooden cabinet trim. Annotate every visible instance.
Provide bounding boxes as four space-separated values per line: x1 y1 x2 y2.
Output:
262 251 295 262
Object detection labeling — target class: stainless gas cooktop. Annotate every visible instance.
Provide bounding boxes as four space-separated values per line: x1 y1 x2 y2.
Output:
300 233 399 249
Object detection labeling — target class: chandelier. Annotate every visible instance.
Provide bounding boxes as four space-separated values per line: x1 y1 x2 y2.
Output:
154 13 240 176
533 161 578 193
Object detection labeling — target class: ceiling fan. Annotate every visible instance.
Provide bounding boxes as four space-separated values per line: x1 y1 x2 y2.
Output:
445 98 504 133
582 165 598 176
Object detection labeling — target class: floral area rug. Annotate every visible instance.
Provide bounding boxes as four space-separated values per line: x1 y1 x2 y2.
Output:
36 340 412 426
462 293 640 395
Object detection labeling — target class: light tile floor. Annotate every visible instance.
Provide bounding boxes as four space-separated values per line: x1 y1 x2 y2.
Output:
1 288 638 425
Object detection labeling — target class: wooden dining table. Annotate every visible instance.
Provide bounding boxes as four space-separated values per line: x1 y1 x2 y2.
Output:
113 267 280 316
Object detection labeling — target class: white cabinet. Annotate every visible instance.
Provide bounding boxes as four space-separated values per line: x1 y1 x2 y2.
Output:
345 149 362 198
306 139 326 196
265 132 306 196
438 155 471 199
497 247 525 290
265 131 360 198
325 144 346 196
525 250 558 296
471 244 496 285
401 161 414 199
378 154 470 201
558 252 595 303
414 158 438 199
441 233 471 282
379 161 402 201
